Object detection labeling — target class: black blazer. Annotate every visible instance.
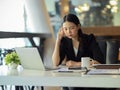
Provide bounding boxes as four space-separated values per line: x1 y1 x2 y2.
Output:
59 34 105 65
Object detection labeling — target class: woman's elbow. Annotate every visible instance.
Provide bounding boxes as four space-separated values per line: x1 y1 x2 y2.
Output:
52 57 59 67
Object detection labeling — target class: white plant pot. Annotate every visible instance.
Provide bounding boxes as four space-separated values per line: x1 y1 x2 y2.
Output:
8 63 18 70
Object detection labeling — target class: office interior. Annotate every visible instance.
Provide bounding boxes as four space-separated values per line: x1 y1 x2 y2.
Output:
0 0 120 65
0 0 120 90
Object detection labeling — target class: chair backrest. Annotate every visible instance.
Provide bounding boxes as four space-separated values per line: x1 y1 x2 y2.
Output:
97 40 107 63
106 40 119 64
97 40 119 64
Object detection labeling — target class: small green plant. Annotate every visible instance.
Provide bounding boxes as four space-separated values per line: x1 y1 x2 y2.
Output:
4 52 20 65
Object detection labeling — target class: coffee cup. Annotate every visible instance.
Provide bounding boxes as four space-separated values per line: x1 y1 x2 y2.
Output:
81 57 92 69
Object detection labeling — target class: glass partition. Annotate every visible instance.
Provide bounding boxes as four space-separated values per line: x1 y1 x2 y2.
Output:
46 0 120 26
45 0 120 37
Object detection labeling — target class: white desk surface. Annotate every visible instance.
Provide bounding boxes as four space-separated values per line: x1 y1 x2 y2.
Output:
0 65 120 88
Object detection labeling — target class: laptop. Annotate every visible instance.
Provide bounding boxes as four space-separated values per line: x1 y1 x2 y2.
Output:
15 47 86 72
15 47 58 71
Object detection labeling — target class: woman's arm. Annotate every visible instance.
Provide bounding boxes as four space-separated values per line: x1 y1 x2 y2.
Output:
52 28 65 67
52 39 61 67
66 60 81 67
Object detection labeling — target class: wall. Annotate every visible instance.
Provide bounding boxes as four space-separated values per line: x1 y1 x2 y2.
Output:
113 1 120 26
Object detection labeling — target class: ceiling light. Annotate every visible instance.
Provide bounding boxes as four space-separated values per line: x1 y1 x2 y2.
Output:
109 0 118 6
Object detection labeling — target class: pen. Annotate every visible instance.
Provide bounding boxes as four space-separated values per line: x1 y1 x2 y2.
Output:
58 71 73 73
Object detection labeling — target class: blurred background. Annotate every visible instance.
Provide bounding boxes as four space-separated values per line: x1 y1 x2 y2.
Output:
0 0 120 65
0 0 120 48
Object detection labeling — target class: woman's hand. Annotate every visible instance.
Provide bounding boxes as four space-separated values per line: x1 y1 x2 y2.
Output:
66 60 81 67
65 60 100 68
57 27 65 41
90 60 100 65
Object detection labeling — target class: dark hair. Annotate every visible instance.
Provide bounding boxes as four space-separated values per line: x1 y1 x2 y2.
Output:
62 13 83 37
63 13 81 26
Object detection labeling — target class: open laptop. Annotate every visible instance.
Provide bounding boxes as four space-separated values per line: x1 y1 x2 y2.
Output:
15 47 86 72
15 47 57 71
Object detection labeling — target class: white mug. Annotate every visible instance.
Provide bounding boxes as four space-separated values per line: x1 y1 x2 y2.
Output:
81 57 91 69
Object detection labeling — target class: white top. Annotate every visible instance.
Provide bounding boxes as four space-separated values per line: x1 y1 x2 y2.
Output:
73 47 78 56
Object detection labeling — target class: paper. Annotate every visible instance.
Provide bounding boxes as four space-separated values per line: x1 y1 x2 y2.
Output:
87 69 120 75
53 66 87 73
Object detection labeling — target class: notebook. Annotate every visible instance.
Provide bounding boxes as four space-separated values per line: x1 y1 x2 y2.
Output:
93 64 120 69
15 47 58 71
87 64 120 75
87 69 120 75
53 65 87 73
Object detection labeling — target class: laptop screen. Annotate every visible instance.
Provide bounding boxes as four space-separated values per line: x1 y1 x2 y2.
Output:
15 47 45 70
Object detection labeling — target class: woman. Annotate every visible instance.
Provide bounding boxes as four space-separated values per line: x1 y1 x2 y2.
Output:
52 13 105 90
52 13 104 68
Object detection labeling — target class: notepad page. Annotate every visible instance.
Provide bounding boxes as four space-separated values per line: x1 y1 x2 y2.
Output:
87 69 120 75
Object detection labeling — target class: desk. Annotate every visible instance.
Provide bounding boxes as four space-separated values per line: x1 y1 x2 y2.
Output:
0 66 120 88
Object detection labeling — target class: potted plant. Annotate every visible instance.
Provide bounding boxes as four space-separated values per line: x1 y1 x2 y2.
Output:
4 51 20 69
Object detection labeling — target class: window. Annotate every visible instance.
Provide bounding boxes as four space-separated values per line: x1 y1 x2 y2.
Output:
0 0 28 48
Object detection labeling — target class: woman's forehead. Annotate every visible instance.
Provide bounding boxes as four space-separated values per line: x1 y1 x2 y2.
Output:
63 21 76 27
